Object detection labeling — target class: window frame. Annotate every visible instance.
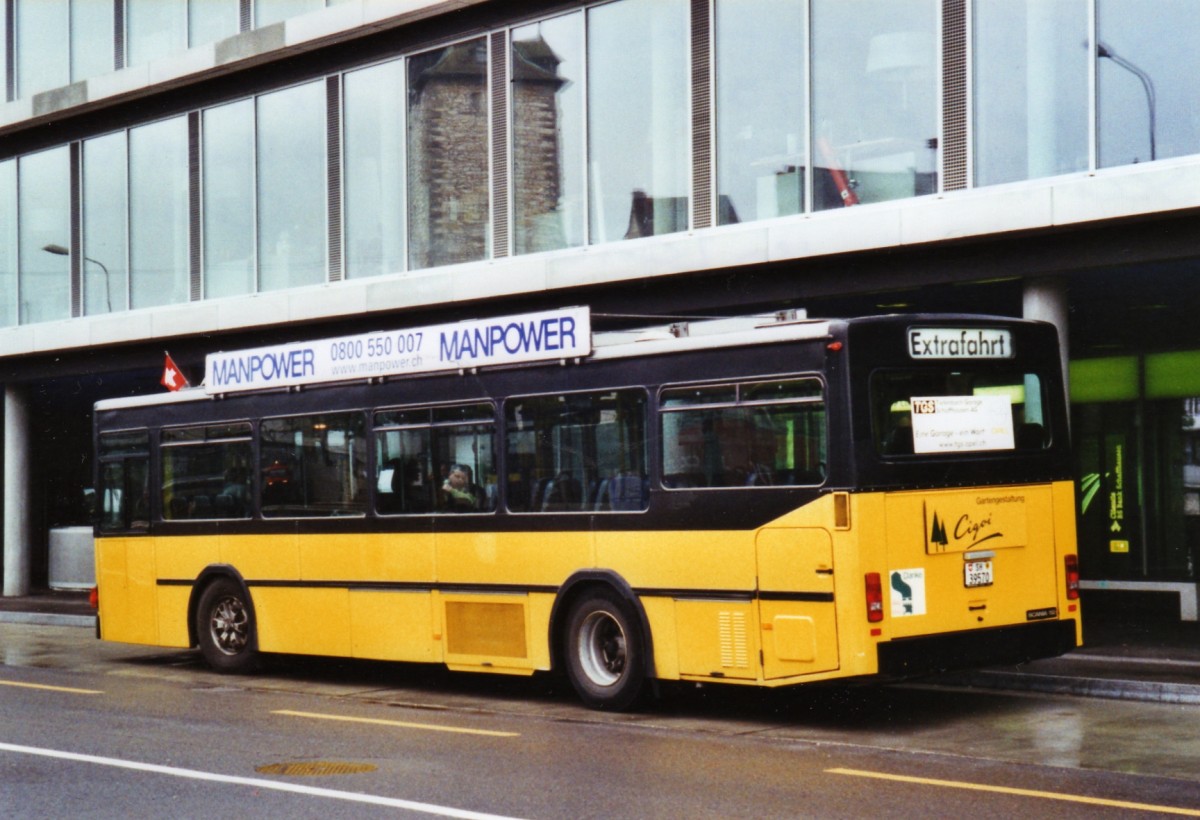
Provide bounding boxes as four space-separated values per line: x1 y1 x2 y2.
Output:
503 386 650 515
372 399 498 517
658 374 827 491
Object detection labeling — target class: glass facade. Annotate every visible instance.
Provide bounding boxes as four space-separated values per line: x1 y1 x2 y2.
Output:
129 117 190 310
3 0 1200 323
256 0 324 29
511 13 585 254
812 0 938 210
128 0 187 67
82 132 129 314
16 0 69 98
715 0 806 224
190 0 241 48
1096 0 1200 168
17 147 71 324
0 161 16 328
203 100 256 299
973 0 1089 186
344 60 406 279
257 81 327 292
72 0 115 81
587 0 688 242
407 39 489 269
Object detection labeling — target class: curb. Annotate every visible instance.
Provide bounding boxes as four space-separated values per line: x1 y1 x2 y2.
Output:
0 611 96 628
935 669 1200 705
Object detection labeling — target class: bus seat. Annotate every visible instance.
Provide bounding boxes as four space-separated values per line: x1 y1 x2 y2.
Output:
191 495 213 518
608 474 646 510
1016 422 1046 450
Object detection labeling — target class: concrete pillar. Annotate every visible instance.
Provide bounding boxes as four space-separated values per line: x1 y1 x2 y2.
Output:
1023 276 1071 436
3 385 32 597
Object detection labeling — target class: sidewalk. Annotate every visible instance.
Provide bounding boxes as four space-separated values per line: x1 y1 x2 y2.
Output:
1 590 1197 704
0 589 96 628
933 609 1200 704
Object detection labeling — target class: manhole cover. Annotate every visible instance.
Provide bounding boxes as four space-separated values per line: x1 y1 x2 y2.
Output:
256 761 377 777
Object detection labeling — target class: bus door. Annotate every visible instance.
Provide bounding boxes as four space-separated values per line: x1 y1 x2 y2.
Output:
756 525 839 678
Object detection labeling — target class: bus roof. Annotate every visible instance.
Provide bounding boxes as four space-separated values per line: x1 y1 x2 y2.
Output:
94 309 1041 412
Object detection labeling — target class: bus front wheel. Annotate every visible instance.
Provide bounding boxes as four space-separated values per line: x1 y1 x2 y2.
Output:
564 589 646 710
196 578 259 673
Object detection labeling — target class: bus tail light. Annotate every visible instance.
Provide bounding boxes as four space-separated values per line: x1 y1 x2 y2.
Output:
1064 554 1080 600
89 586 99 609
865 572 884 622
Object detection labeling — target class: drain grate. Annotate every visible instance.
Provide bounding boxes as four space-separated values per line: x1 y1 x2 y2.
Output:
256 761 377 777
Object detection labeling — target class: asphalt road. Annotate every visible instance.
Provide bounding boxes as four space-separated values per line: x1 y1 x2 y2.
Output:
2 622 1199 818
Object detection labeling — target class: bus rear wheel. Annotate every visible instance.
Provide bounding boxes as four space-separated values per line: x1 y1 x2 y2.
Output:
564 589 646 710
196 578 259 673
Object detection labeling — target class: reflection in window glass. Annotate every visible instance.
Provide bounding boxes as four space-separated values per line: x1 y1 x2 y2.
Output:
375 403 497 514
190 0 241 48
344 61 406 279
16 0 68 97
17 147 71 324
512 14 584 254
72 0 115 81
661 379 825 488
128 0 186 66
506 391 648 513
261 413 367 517
0 161 16 327
258 81 327 291
130 117 190 309
974 0 1088 186
1097 0 1200 167
587 0 687 242
408 39 489 269
83 132 130 314
715 0 806 224
204 100 256 298
162 424 253 520
811 0 937 210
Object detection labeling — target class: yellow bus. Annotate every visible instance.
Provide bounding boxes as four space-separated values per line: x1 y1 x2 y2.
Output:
94 308 1081 709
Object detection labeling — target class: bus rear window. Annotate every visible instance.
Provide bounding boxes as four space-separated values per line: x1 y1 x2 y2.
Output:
872 370 1049 456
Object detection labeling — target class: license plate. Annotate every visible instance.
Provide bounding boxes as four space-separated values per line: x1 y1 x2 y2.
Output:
964 559 993 588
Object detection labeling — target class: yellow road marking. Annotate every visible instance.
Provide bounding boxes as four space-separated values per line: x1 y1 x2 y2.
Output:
0 679 102 695
828 768 1200 816
273 709 519 738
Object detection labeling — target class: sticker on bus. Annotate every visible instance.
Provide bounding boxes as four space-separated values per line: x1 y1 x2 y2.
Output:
909 395 1015 454
889 568 926 617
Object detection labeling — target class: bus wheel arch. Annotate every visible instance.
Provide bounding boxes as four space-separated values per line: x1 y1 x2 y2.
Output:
190 567 261 674
552 572 654 710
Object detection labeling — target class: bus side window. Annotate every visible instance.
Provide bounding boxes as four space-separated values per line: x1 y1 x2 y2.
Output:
374 403 496 515
660 378 826 488
261 413 367 518
506 390 648 513
98 430 150 533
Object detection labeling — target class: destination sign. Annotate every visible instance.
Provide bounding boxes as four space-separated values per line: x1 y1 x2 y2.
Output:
204 306 591 395
908 327 1013 359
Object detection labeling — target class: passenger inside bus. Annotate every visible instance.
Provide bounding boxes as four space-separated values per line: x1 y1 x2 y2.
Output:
441 464 483 511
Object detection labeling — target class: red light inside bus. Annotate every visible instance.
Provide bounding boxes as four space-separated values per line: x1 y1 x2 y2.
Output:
865 572 884 622
1064 554 1080 600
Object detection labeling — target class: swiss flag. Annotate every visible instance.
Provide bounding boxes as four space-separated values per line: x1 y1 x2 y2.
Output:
161 352 190 392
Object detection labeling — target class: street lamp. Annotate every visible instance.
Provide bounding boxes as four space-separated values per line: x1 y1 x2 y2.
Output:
42 243 112 314
1097 41 1157 162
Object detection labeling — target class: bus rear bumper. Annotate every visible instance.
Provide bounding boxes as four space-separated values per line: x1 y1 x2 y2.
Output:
875 619 1079 678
